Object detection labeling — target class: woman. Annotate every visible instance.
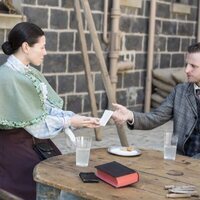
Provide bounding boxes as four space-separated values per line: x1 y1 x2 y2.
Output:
0 22 99 200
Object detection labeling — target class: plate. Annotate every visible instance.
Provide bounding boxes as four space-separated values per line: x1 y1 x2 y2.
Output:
107 146 141 157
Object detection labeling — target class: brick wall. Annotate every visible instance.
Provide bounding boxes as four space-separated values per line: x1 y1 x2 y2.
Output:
0 0 198 115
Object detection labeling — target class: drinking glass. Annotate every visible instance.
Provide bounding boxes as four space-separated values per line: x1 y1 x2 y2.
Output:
75 136 92 167
164 132 178 160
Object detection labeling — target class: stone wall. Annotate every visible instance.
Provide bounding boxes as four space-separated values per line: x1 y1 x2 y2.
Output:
0 0 198 114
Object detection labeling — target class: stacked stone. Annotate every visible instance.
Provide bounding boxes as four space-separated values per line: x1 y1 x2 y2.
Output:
0 0 198 114
151 68 186 108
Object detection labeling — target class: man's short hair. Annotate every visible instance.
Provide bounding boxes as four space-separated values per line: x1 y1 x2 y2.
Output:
188 42 200 53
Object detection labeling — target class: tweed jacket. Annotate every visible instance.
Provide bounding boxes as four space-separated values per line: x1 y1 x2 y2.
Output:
129 83 198 155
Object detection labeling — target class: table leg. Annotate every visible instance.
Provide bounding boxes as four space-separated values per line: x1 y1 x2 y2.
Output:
36 183 60 200
60 191 86 200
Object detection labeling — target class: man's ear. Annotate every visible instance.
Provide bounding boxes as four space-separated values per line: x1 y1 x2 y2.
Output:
21 42 30 54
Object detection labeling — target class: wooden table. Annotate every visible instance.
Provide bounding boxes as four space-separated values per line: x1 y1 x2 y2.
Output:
33 148 200 200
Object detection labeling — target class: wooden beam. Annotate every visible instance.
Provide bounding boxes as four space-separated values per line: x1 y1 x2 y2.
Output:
74 0 102 141
0 13 26 29
79 0 129 146
120 0 142 8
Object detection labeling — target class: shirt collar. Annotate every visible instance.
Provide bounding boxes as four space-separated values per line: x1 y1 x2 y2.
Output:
6 55 30 73
194 83 200 91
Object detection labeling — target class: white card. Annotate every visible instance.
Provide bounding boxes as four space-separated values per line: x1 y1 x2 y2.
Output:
100 110 113 126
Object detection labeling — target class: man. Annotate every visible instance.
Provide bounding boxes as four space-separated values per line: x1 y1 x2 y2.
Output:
112 42 200 159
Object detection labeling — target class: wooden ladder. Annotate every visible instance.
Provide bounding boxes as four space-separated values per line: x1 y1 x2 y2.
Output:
74 0 128 146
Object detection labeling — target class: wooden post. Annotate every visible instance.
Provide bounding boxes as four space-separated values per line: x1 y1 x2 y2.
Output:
74 0 102 141
79 0 128 146
144 0 156 112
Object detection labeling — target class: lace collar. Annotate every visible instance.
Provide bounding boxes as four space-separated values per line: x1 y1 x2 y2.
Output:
6 55 30 74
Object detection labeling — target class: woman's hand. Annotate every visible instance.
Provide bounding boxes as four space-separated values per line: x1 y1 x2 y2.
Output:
70 115 100 128
112 103 134 125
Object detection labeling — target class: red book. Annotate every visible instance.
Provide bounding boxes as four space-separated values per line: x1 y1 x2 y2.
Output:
95 161 139 188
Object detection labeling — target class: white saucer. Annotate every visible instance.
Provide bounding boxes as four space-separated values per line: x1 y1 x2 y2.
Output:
107 146 141 157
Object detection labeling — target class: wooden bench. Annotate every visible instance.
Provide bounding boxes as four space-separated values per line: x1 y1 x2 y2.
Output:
0 189 23 200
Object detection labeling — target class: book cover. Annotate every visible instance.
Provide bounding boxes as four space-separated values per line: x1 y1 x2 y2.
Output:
95 161 139 188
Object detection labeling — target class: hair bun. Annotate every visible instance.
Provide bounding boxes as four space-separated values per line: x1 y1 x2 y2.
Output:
1 41 13 55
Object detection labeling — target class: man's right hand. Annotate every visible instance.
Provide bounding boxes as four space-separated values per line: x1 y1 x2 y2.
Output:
112 103 134 125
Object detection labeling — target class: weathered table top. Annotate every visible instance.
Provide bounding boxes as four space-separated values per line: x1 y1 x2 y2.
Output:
33 148 200 200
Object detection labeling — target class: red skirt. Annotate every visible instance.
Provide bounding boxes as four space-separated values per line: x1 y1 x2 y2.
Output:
0 128 61 200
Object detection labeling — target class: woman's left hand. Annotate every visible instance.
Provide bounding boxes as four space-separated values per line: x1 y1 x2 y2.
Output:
70 115 100 128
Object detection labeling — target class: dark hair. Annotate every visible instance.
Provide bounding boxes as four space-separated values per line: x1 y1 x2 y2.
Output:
1 22 44 55
187 42 200 53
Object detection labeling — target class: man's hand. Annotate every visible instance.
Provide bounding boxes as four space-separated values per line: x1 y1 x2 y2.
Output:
112 103 134 125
